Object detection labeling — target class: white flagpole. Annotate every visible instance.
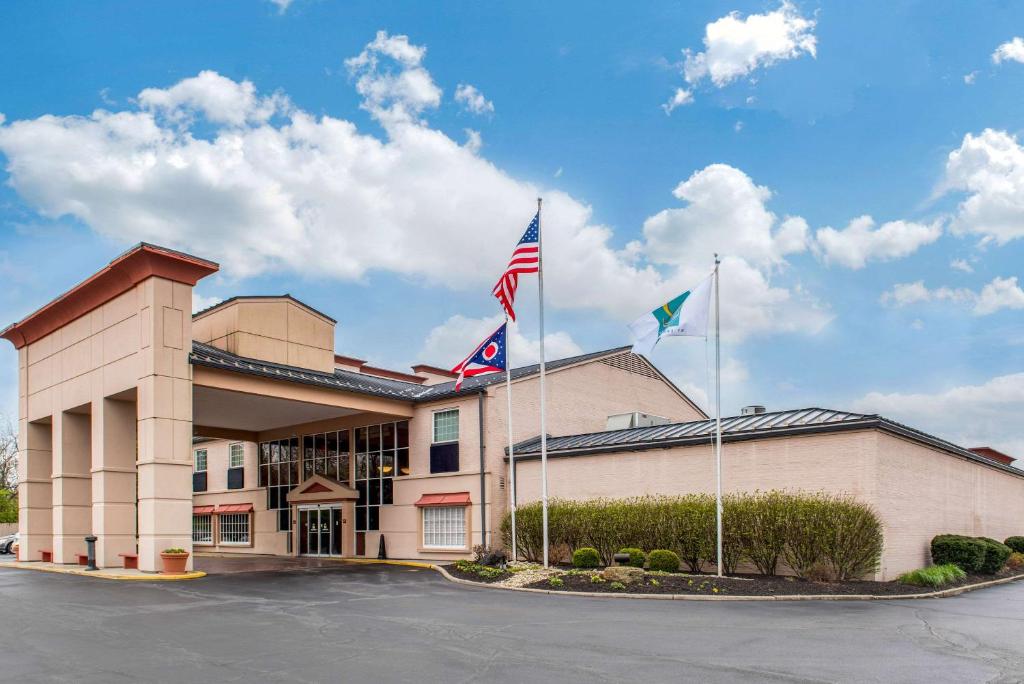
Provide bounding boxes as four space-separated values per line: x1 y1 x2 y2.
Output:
537 197 550 568
714 254 723 578
505 315 517 561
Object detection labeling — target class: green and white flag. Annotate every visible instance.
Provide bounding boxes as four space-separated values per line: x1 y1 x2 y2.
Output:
629 273 713 357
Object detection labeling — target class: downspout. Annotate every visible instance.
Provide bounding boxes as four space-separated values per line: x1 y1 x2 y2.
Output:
478 389 487 548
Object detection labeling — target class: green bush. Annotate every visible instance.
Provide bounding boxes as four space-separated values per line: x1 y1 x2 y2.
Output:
931 535 987 572
1007 552 1024 570
1003 536 1024 554
499 492 885 580
977 537 1012 574
647 549 681 573
897 563 966 588
619 548 646 568
572 547 601 569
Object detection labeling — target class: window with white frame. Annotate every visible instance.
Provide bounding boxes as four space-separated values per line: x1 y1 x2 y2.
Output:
193 449 207 472
219 513 250 544
192 515 213 544
229 443 244 469
432 409 459 444
422 506 466 548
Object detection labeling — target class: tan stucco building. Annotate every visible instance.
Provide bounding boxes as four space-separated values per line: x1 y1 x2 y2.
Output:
3 243 1022 579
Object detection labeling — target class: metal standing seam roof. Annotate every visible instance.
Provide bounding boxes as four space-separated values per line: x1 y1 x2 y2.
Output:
508 407 1024 477
189 341 635 403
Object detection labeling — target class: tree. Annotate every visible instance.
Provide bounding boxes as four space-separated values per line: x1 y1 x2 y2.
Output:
0 417 16 523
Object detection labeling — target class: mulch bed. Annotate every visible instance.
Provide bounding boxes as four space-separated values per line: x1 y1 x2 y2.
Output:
513 567 1024 597
445 564 513 584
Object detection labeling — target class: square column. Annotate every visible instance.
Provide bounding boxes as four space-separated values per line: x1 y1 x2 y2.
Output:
18 419 52 561
92 397 138 568
136 277 194 572
52 410 92 564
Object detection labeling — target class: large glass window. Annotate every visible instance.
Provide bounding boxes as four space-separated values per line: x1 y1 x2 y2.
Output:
259 437 300 531
219 513 250 544
423 506 466 548
192 515 212 544
355 420 409 532
302 430 350 484
432 409 459 443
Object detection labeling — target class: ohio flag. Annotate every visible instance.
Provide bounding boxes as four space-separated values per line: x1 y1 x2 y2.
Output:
450 323 508 391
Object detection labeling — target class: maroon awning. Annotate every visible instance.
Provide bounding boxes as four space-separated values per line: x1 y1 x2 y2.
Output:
217 503 254 513
414 492 471 507
193 505 215 515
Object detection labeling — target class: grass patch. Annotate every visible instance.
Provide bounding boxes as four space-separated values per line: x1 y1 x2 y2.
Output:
897 563 966 588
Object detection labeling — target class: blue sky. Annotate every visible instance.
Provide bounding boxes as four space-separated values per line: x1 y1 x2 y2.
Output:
1 1 1022 453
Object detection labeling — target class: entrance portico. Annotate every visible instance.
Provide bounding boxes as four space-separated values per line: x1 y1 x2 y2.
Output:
288 475 358 557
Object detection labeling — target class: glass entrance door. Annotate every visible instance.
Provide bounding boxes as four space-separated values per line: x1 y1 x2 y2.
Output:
299 506 342 556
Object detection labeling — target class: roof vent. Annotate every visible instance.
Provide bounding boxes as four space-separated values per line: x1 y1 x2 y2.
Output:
741 405 766 416
606 412 671 430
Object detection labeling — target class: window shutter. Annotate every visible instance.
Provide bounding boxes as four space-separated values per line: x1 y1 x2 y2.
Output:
429 443 459 474
227 466 244 490
192 471 207 492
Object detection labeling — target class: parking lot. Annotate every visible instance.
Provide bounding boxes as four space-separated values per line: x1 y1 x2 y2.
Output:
0 560 1021 683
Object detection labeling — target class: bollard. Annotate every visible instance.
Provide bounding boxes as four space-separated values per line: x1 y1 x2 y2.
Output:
84 535 98 571
377 535 387 560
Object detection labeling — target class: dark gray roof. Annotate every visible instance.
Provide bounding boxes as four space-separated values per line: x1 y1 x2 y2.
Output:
190 341 634 403
509 407 1024 477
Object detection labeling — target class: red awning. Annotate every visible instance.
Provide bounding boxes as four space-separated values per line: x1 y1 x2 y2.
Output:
414 492 471 507
217 503 254 513
193 505 215 515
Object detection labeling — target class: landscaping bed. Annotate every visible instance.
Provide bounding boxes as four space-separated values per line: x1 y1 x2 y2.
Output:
523 567 1024 596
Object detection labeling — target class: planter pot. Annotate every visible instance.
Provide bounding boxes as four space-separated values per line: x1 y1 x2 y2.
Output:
159 552 189 575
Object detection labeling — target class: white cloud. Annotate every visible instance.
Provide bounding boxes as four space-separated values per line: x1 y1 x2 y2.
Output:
992 37 1024 65
0 35 830 347
880 276 1024 316
940 129 1024 245
733 120 744 132
814 215 942 269
661 88 693 115
192 292 222 314
420 314 582 367
641 164 830 341
554 167 563 178
138 70 288 126
682 1 816 88
463 128 482 153
975 276 1024 315
963 71 978 85
454 84 494 115
852 373 1024 457
344 31 442 127
950 258 974 273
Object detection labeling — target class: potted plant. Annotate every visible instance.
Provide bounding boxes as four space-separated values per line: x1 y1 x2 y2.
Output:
160 547 190 574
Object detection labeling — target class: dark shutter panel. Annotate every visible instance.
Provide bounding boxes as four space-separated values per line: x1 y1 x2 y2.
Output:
227 467 244 490
429 443 460 474
192 471 207 492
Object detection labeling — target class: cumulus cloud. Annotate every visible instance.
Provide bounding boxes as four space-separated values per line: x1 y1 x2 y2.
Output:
950 258 974 273
940 129 1024 245
853 373 1024 457
641 164 830 340
420 314 582 367
963 71 978 85
682 1 816 88
454 84 494 115
192 292 223 314
661 88 693 115
814 215 942 269
992 37 1024 65
0 33 830 347
880 276 1024 315
269 0 292 13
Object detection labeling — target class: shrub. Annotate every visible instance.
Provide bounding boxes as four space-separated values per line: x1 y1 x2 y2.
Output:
162 547 187 554
976 537 1012 574
647 549 681 573
608 581 626 591
572 547 601 569
897 563 966 588
548 576 564 588
782 494 831 578
931 535 986 572
821 497 884 580
1006 552 1024 570
1003 537 1024 554
619 547 646 568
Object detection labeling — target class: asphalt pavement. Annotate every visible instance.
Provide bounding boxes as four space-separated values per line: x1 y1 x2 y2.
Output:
0 559 1021 683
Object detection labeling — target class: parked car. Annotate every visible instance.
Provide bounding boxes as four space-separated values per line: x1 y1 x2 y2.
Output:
0 533 18 555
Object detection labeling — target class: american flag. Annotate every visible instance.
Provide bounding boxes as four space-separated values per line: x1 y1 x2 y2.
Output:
450 322 507 391
492 213 540 321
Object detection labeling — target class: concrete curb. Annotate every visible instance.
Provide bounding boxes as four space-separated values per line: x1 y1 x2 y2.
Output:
0 561 206 581
430 565 1024 601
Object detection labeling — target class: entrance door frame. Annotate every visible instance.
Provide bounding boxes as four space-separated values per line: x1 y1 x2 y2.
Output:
297 503 342 557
